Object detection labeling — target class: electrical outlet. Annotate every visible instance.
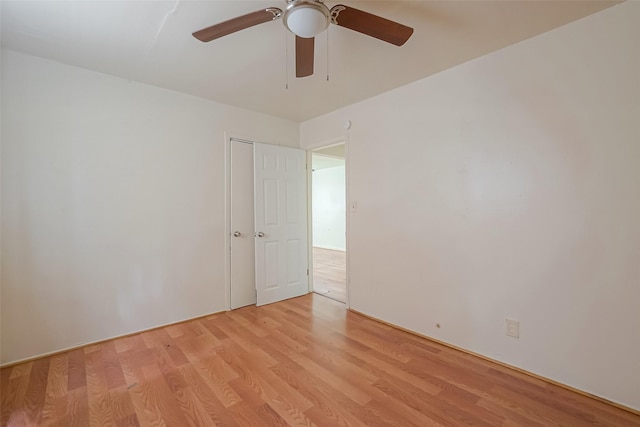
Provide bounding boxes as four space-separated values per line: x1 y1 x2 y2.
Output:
506 319 520 339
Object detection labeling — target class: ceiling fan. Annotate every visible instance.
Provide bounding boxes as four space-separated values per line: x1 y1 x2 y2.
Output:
192 0 414 78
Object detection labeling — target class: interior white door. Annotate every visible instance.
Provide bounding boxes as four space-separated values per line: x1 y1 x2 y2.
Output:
230 140 256 309
254 143 309 306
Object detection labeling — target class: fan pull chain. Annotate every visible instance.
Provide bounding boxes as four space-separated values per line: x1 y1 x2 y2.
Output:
285 30 289 90
326 26 330 82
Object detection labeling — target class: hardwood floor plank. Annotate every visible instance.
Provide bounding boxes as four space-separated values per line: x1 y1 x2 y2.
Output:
283 349 372 406
488 367 640 426
272 322 313 349
179 364 239 426
2 294 639 426
46 353 69 399
125 381 169 427
228 401 286 427
327 358 473 427
63 386 91 427
476 397 548 426
270 361 367 427
303 339 379 384
40 354 70 424
262 325 309 354
435 386 506 426
84 347 117 426
494 383 605 425
9 363 32 380
221 340 315 414
543 382 640 426
0 365 12 390
67 348 87 391
214 320 279 368
101 341 127 390
371 377 453 426
168 385 217 427
345 327 413 363
176 336 238 382
1 364 32 425
22 358 50 424
107 386 137 423
151 328 190 367
226 313 293 365
112 335 138 354
360 398 427 427
303 404 363 427
139 363 190 426
266 399 317 427
230 367 309 427
174 333 217 362
405 353 499 394
164 324 185 340
333 333 443 396
115 413 141 427
184 352 242 409
229 308 272 338
197 317 229 341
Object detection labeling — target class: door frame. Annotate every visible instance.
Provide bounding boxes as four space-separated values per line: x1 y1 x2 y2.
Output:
307 137 350 308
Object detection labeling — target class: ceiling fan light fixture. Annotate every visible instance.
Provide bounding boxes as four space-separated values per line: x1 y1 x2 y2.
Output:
283 1 330 38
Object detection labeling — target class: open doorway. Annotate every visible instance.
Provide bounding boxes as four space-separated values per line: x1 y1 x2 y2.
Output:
311 144 346 303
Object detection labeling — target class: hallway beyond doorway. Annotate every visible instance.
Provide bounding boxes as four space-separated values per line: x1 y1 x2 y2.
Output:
312 247 346 303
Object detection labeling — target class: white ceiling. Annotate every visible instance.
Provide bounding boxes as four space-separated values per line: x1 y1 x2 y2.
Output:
1 0 619 122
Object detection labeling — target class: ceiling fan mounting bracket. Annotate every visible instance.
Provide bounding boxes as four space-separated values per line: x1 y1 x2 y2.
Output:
265 8 283 19
329 5 345 25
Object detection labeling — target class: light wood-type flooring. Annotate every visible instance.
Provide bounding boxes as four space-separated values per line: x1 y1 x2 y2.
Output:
2 294 639 426
312 247 346 303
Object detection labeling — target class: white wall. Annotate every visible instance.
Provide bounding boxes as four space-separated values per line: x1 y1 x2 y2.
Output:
0 49 298 364
301 2 640 411
312 164 346 251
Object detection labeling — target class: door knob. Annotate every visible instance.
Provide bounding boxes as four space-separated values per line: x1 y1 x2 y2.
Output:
233 231 241 237
256 232 265 238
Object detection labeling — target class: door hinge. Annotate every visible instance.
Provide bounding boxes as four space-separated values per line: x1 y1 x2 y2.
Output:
307 268 309 276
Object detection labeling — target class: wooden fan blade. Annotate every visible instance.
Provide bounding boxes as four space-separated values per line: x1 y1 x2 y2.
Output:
296 36 314 78
193 8 282 42
330 5 413 46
